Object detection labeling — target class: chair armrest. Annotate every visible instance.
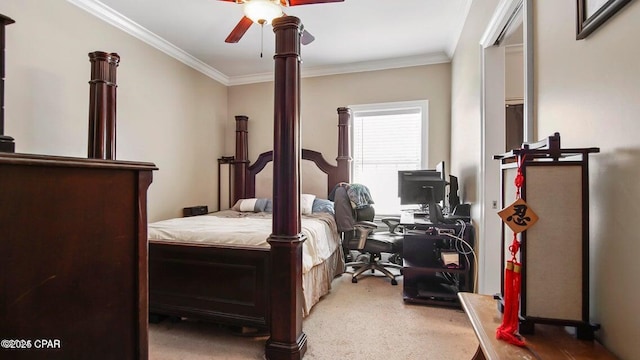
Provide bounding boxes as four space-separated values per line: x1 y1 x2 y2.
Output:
355 220 377 230
353 221 377 250
381 217 402 234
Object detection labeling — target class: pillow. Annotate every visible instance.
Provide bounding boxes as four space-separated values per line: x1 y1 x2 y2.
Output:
312 198 335 215
232 198 270 212
264 198 273 213
301 194 316 215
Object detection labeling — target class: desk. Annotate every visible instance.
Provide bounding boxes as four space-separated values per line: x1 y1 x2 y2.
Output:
458 293 617 360
402 221 475 307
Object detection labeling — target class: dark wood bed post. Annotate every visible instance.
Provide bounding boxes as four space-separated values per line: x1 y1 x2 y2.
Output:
0 14 15 153
87 51 119 159
335 107 352 185
265 16 306 360
233 115 249 204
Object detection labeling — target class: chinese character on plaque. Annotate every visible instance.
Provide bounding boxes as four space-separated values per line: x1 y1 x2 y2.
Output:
498 198 539 234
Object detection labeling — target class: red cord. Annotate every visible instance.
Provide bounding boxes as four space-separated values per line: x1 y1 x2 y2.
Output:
496 154 526 347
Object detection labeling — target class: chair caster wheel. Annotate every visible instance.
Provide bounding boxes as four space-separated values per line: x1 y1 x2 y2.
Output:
352 277 358 283
391 279 398 286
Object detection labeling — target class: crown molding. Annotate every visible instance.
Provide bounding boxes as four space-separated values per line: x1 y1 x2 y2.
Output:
227 72 275 86
227 53 451 86
302 53 451 79
67 0 230 85
70 0 452 87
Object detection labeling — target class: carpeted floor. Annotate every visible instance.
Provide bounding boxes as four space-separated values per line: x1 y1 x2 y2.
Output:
149 271 478 359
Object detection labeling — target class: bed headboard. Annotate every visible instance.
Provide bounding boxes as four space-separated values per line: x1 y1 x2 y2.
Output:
232 107 352 203
247 149 338 199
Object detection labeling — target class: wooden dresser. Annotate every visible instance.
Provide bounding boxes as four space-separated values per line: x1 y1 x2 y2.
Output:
0 153 156 359
458 293 617 359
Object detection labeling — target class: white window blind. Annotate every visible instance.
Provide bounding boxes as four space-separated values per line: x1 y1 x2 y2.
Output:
351 101 427 215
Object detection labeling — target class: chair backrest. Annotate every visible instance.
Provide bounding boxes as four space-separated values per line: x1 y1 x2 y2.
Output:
332 184 377 250
333 186 355 233
355 205 375 222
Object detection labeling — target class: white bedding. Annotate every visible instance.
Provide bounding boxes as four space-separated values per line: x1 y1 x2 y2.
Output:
148 210 341 273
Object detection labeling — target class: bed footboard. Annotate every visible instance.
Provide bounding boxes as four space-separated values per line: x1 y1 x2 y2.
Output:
149 242 270 329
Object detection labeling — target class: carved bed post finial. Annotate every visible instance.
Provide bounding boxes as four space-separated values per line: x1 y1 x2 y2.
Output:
336 107 352 184
266 15 307 360
233 115 249 204
87 51 119 160
0 14 15 153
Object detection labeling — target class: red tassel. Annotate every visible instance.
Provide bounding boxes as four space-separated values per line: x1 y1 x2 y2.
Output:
509 262 522 331
496 229 526 346
497 261 514 333
496 153 527 347
496 260 525 347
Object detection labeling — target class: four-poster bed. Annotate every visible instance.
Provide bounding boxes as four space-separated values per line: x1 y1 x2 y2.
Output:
2 11 322 360
150 24 353 359
148 107 352 332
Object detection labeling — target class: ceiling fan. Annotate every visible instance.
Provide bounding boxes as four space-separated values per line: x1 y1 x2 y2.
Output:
219 0 344 45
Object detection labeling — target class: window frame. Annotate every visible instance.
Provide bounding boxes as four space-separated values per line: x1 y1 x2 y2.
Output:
348 100 430 216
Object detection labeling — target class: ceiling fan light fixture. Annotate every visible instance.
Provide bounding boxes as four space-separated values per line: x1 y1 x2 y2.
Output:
243 0 282 24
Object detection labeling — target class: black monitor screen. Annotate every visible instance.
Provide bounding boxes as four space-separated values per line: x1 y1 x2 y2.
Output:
398 170 446 206
448 174 460 210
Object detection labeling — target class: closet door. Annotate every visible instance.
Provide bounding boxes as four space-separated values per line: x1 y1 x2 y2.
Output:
505 103 524 152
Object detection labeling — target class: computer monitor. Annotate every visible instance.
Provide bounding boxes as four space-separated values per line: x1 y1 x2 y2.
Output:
397 170 447 208
448 175 460 211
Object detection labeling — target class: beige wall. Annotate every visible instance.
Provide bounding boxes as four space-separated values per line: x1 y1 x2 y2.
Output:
228 64 452 170
535 2 640 358
1 0 228 222
452 0 640 358
451 0 500 205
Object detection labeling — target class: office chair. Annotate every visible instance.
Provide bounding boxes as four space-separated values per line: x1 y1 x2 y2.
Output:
379 217 404 265
333 185 403 285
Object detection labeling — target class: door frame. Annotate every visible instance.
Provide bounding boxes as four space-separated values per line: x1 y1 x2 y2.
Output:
478 0 534 294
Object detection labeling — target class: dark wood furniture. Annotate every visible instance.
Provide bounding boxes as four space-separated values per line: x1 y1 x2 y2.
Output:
402 220 475 308
458 292 617 360
182 205 209 217
0 13 15 152
87 51 120 160
494 133 600 339
0 153 156 360
148 107 352 333
217 155 234 210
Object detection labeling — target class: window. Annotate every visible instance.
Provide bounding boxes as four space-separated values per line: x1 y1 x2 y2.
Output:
350 101 428 215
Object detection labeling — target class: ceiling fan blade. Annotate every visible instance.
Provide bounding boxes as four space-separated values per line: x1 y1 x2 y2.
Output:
301 29 315 45
287 0 344 6
225 16 253 43
281 12 314 45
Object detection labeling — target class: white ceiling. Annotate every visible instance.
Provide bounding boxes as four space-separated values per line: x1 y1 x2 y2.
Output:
70 0 472 85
